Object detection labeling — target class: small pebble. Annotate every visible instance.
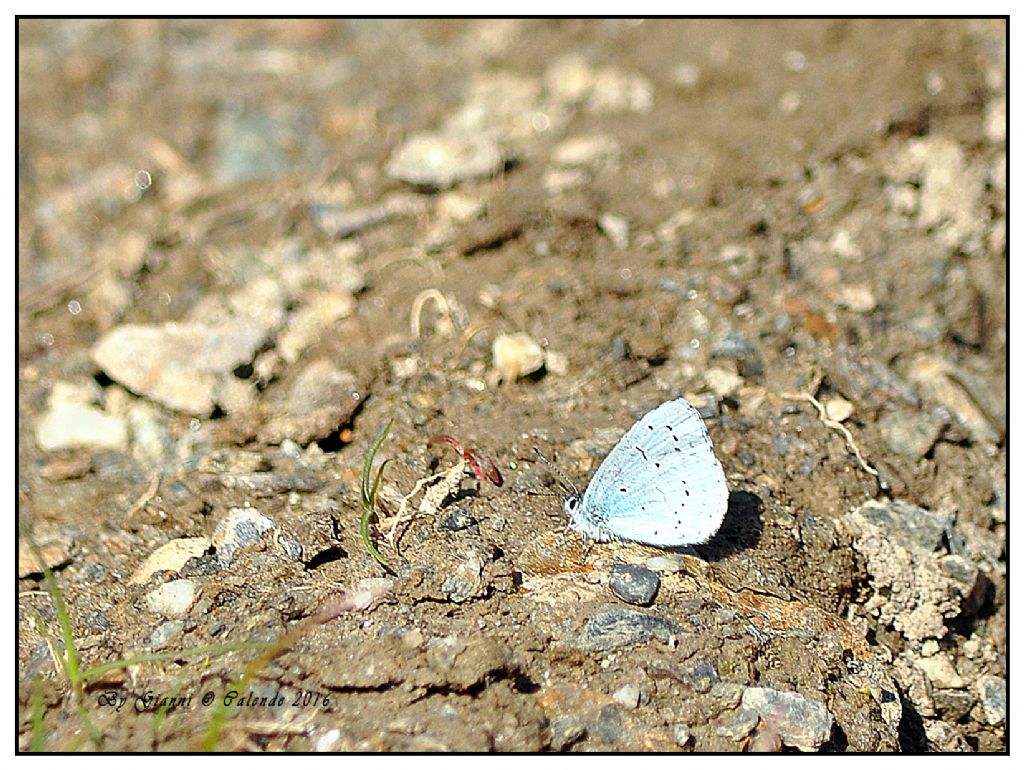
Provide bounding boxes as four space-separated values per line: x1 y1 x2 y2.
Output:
552 134 620 169
915 654 965 689
492 333 546 383
438 508 477 531
279 537 304 561
609 563 660 606
879 410 947 459
704 367 743 400
612 683 641 709
144 579 199 617
574 608 680 652
824 397 854 423
673 723 692 747
598 212 629 249
836 284 877 313
671 62 700 88
717 707 760 740
677 658 720 694
35 396 127 452
544 350 569 377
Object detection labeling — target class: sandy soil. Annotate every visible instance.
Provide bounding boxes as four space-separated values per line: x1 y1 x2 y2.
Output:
18 19 1005 752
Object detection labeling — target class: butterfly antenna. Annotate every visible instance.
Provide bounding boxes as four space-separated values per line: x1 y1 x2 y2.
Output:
532 447 579 496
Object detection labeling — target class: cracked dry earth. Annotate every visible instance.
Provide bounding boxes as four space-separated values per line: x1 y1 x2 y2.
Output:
18 19 1005 751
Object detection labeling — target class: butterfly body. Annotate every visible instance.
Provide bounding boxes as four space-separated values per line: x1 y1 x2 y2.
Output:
566 398 728 547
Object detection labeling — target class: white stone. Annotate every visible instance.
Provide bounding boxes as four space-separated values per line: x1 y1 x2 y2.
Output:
145 579 199 616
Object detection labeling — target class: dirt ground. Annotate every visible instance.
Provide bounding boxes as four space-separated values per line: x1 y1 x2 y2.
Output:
17 19 1005 752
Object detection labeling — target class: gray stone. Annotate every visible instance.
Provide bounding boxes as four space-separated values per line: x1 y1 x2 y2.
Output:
853 499 953 554
552 134 621 169
309 201 395 239
574 608 681 652
438 508 477 531
261 359 364 444
212 508 275 567
214 107 290 185
716 707 759 740
907 354 1003 446
609 563 660 606
676 657 720 694
441 551 485 603
549 716 587 751
673 723 692 748
150 620 184 650
279 537 304 562
593 703 624 744
976 675 1005 725
711 332 756 361
740 686 834 752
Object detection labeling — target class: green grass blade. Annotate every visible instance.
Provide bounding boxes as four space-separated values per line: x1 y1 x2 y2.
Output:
28 678 45 751
20 523 81 691
359 421 393 568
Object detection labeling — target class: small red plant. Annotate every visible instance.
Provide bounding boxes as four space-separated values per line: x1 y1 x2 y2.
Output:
428 434 503 486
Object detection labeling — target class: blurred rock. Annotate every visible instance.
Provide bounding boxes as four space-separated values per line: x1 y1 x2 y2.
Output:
150 620 184 650
897 136 987 249
386 131 502 190
552 134 620 170
908 355 1003 446
276 291 356 364
214 107 290 185
598 212 629 249
261 360 365 444
704 367 743 400
93 318 269 416
878 410 947 458
35 381 127 452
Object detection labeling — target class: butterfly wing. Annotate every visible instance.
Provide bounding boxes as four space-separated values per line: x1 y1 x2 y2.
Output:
572 398 728 546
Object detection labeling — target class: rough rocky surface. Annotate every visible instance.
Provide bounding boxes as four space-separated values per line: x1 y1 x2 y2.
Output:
18 20 1004 752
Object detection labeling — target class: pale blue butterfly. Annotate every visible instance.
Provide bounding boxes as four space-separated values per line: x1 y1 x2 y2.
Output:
562 398 729 547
